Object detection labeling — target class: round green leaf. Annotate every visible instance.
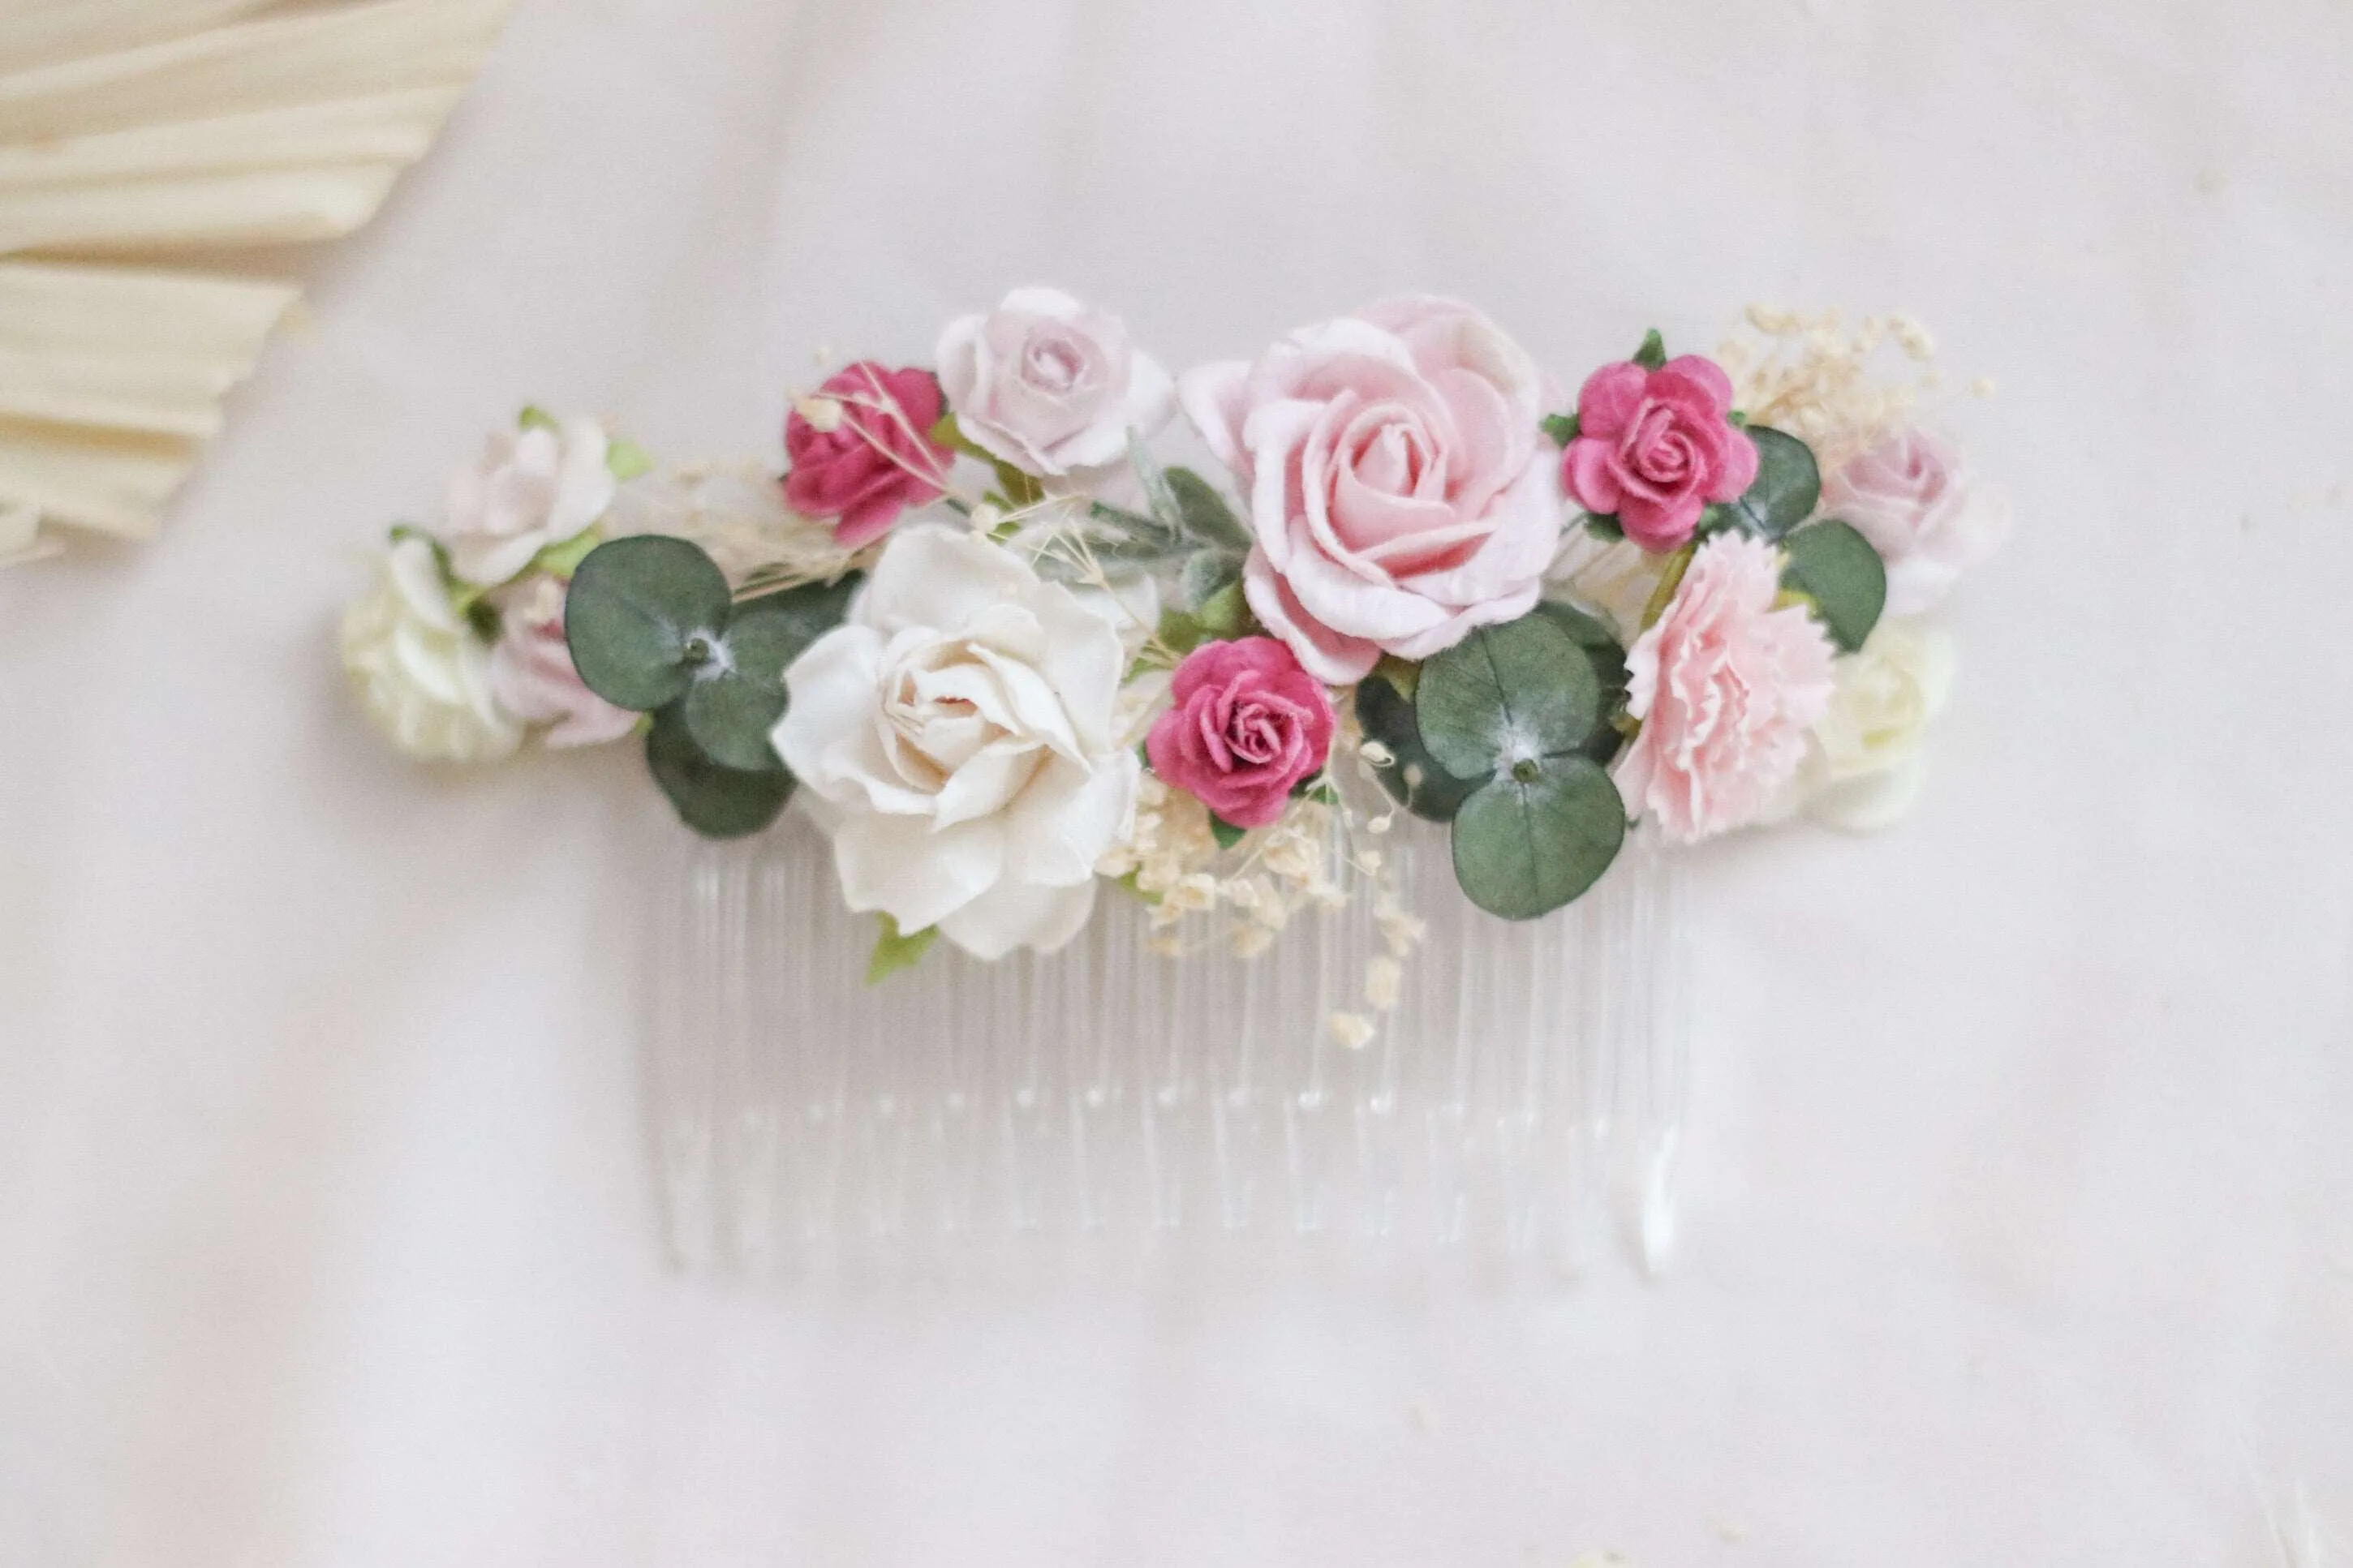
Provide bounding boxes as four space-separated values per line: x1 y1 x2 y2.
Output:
646 706 794 839
678 577 861 771
1449 756 1627 921
565 536 733 711
1414 614 1598 781
1781 519 1887 654
1719 426 1821 541
1530 600 1631 765
1354 675 1480 823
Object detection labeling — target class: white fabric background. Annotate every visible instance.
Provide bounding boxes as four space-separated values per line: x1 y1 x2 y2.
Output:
3 0 2349 1562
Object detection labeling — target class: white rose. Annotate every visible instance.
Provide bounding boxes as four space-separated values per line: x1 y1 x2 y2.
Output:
439 415 617 587
1820 427 2009 616
775 527 1140 959
936 288 1173 477
1781 617 1956 831
342 536 523 763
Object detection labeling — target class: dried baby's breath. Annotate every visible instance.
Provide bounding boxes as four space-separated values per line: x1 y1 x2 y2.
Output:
1716 305 1941 474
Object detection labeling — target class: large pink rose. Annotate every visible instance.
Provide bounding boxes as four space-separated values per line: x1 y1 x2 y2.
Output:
1820 427 2009 616
1562 355 1758 552
1615 533 1836 843
1178 296 1564 684
1146 637 1336 829
783 362 952 549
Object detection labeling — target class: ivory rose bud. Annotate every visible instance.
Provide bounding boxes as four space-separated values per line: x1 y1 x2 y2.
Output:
1179 295 1564 684
1561 355 1758 553
342 536 523 763
1614 533 1836 843
1146 637 1335 829
439 415 616 587
1784 617 1956 831
774 527 1138 959
1820 427 2009 615
936 288 1173 477
783 362 953 549
486 574 637 748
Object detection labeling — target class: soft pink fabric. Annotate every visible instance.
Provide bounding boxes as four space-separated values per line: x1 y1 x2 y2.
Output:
783 363 952 548
1561 354 1758 552
1613 533 1835 843
1145 637 1336 828
488 574 638 749
1177 296 1563 684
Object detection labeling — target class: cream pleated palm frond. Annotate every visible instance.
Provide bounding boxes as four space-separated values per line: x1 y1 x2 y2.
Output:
0 0 514 563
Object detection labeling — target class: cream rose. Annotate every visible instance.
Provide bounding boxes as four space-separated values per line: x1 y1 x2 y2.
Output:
773 528 1138 959
936 288 1173 478
1782 617 1956 831
439 415 617 587
342 536 523 763
1179 295 1563 682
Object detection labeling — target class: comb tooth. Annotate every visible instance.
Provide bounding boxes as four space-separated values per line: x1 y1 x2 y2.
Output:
648 807 1680 1280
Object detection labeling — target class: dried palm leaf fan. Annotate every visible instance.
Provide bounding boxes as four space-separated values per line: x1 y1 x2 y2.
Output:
0 0 514 563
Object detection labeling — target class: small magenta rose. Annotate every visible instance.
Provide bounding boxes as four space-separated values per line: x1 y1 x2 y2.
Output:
1562 354 1759 552
1146 637 1336 830
783 362 952 549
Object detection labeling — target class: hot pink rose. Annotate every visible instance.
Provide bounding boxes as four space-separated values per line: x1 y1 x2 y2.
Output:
488 574 637 748
1146 637 1336 829
1821 427 2009 616
1562 355 1758 552
1614 533 1835 843
783 362 952 548
1178 296 1564 685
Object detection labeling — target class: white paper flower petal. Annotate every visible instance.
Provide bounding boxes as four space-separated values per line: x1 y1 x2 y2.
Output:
935 875 1097 961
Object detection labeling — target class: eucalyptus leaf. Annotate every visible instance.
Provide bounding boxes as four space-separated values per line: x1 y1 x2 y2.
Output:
1413 614 1599 782
565 535 733 712
1719 426 1820 542
866 913 939 985
1128 427 1183 531
604 438 653 483
1532 600 1632 763
678 576 862 771
1450 756 1626 920
1355 675 1479 823
646 705 793 839
1179 549 1241 612
1780 519 1887 653
1164 466 1254 552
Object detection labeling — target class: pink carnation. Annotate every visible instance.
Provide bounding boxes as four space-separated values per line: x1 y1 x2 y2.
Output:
1614 533 1835 843
1562 355 1758 552
1146 637 1336 829
783 362 952 549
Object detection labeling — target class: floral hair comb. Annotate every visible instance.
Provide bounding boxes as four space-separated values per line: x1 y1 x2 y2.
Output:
342 293 2006 1277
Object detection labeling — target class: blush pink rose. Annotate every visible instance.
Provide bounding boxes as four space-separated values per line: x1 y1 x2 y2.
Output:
783 362 952 549
1178 296 1564 685
489 574 637 748
1820 427 2010 616
936 287 1173 477
1146 637 1336 829
1562 355 1758 552
1614 533 1836 843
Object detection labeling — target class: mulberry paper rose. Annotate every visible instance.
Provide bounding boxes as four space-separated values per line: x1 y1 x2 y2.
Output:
342 536 523 763
783 362 953 549
440 415 616 587
774 527 1139 959
936 287 1173 477
1820 427 2009 615
1615 533 1836 843
1146 637 1335 829
1179 295 1564 684
1562 355 1758 552
487 574 637 748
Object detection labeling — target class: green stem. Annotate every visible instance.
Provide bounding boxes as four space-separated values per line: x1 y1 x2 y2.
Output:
1639 542 1698 629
